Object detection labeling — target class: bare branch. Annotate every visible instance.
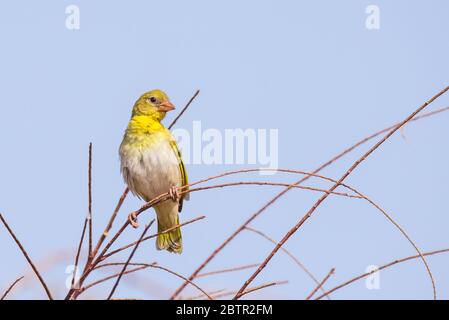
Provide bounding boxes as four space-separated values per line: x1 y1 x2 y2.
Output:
91 188 129 259
315 248 449 300
1 276 24 300
88 142 93 258
71 218 88 290
0 213 53 300
70 143 93 290
244 226 330 299
196 263 260 279
84 262 213 300
102 216 205 260
170 103 449 299
168 90 200 130
238 280 289 299
107 219 154 299
233 86 449 300
305 268 335 300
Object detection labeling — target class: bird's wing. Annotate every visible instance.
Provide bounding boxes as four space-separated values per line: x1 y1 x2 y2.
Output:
169 140 189 210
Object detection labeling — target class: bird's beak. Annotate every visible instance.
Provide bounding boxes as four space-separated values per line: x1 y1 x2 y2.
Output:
158 100 175 112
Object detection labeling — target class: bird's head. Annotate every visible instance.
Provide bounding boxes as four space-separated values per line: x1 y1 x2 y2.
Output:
132 89 175 121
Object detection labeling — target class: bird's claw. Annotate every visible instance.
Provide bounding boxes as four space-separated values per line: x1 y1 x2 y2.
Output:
168 186 180 202
128 212 139 228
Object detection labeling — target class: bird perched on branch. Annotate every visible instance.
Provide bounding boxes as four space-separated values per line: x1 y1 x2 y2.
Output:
119 89 188 254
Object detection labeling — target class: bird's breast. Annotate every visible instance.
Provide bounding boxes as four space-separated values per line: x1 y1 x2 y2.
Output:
120 133 181 201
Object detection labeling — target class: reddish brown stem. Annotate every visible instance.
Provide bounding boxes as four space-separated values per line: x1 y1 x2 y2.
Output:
168 90 200 130
233 86 449 300
170 104 449 300
1 276 24 300
0 213 53 300
107 220 154 299
315 248 449 300
305 268 335 300
88 142 93 258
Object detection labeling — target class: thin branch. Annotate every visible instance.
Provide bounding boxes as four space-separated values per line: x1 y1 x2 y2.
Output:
315 248 449 300
83 262 213 300
79 265 151 294
71 217 88 290
102 215 205 260
76 167 428 300
88 142 93 258
67 188 129 300
81 178 362 285
191 281 289 300
149 264 213 300
185 181 361 198
233 86 449 300
70 143 93 290
238 280 289 299
69 176 347 299
91 188 129 260
305 268 335 300
168 90 200 130
107 219 154 300
69 166 428 300
187 167 430 294
199 281 288 300
171 167 431 300
170 104 449 300
244 226 330 299
1 276 24 300
0 213 53 300
196 263 260 279
187 166 428 284
186 289 227 300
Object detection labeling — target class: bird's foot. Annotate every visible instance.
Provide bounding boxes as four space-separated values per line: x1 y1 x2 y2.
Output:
168 186 180 202
128 211 139 228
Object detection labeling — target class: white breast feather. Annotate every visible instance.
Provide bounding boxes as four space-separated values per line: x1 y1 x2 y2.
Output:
121 139 181 202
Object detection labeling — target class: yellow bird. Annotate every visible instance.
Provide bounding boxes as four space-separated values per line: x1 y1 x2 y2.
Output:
119 89 188 254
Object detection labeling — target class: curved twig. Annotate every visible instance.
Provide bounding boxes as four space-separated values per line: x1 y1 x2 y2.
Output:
233 86 449 300
315 248 449 300
196 263 260 279
169 168 434 302
102 216 205 260
87 262 213 300
198 281 289 300
1 276 24 300
170 103 449 300
89 168 433 301
82 177 363 283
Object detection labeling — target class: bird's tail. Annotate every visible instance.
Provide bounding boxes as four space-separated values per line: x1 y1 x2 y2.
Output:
155 204 182 254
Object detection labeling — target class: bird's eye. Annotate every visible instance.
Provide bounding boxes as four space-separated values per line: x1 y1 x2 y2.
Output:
149 97 157 103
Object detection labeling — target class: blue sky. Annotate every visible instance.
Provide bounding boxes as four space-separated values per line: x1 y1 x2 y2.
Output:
0 0 448 299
